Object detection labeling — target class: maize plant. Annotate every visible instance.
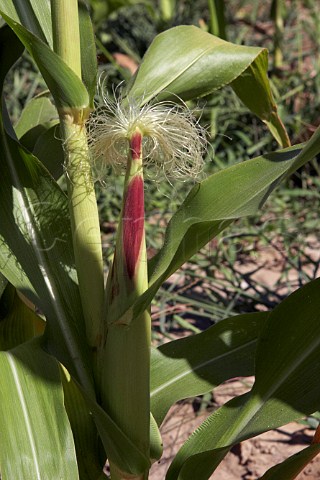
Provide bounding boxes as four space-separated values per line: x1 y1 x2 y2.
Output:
0 1 320 479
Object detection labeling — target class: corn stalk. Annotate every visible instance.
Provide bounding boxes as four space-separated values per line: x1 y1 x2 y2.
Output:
51 0 104 365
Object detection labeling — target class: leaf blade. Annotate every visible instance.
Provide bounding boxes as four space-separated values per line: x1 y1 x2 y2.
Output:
1 10 89 111
151 312 268 425
79 0 97 108
128 25 288 145
0 99 93 394
0 283 44 351
0 340 79 480
0 0 52 47
61 369 103 479
259 444 320 480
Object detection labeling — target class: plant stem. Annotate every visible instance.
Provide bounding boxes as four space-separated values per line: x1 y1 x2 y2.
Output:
51 0 81 77
160 0 174 22
208 0 227 40
271 0 284 69
102 129 151 478
51 0 104 358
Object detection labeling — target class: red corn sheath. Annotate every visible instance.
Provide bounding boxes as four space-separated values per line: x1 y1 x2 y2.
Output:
123 175 144 279
130 130 142 160
122 131 144 279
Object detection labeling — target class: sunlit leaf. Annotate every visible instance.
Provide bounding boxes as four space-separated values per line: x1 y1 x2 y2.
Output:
79 0 97 108
127 25 289 146
151 312 268 425
1 10 89 110
0 0 52 47
15 96 58 143
0 339 79 479
0 26 92 391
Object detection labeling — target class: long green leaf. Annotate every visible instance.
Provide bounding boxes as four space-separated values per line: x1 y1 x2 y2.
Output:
15 96 58 142
61 368 103 480
79 386 151 476
166 277 320 480
0 26 92 391
0 339 79 480
151 312 268 425
0 0 52 47
79 0 97 108
127 25 289 146
0 96 93 396
32 124 64 179
115 127 320 326
1 1 96 108
259 444 320 479
1 10 89 111
0 271 8 298
231 54 289 147
14 96 64 178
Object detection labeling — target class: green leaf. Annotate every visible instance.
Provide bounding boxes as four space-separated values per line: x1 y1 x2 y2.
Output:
1 10 89 111
115 128 320 326
150 413 163 462
0 27 86 381
0 271 8 298
0 0 52 47
79 0 97 108
0 339 79 479
61 368 103 480
151 312 268 425
159 0 176 21
231 53 290 147
15 96 58 143
259 444 320 479
32 124 64 179
127 25 289 146
0 283 44 351
0 102 93 393
1 1 96 108
79 386 151 476
166 277 320 480
14 96 64 178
